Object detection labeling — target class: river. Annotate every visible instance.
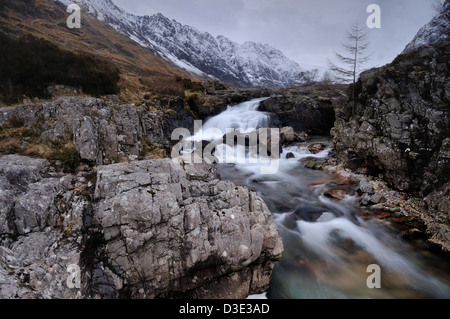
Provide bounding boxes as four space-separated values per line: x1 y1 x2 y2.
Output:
190 98 450 299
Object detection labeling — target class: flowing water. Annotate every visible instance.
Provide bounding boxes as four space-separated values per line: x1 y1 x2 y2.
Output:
189 98 450 299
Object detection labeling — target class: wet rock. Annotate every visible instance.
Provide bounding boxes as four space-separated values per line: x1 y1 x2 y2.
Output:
259 94 336 136
376 213 392 220
286 152 295 159
325 189 347 200
280 127 309 146
280 127 295 145
308 143 328 154
220 129 283 157
303 158 327 170
358 180 376 195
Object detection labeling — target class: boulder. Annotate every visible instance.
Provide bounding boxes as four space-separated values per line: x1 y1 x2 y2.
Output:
92 159 283 299
285 152 295 159
258 95 336 136
0 155 283 298
280 127 308 145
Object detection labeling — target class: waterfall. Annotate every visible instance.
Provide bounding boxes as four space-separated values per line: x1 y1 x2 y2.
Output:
190 98 450 299
191 97 270 141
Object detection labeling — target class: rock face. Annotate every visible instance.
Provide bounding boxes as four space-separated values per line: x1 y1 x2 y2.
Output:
3 92 280 165
0 155 89 298
0 154 283 299
91 159 283 298
7 96 182 164
259 94 336 136
402 0 449 54
332 40 450 249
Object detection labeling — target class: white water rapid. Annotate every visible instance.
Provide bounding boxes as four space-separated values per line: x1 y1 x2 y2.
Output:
190 98 450 299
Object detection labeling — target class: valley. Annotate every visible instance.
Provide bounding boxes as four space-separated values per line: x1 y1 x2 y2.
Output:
0 0 448 301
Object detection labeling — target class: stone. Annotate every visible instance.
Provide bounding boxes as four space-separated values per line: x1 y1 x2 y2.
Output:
91 159 283 299
258 94 336 136
0 155 88 299
286 152 295 159
280 127 309 146
280 127 295 145
332 40 450 251
326 189 347 200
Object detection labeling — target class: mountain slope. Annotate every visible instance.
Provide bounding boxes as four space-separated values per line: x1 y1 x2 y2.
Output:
54 0 304 88
402 0 449 54
0 0 199 102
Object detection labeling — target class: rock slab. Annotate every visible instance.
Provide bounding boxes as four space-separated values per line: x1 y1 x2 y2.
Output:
92 159 283 299
0 154 283 298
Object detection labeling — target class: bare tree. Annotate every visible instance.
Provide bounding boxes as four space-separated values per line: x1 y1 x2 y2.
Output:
320 71 335 84
328 22 371 101
299 69 319 85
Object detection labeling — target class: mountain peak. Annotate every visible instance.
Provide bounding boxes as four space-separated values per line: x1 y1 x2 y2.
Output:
55 0 304 88
402 0 449 54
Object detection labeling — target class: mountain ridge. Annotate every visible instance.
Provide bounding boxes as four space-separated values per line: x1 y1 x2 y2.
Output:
0 0 200 103
54 0 305 88
402 0 449 54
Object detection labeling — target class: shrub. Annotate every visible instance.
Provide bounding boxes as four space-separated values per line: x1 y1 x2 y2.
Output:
49 147 81 172
185 93 201 117
8 115 24 128
182 78 204 92
21 128 40 139
140 76 185 98
0 32 120 104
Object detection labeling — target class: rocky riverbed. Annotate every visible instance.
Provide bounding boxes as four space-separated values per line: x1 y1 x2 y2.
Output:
0 37 448 298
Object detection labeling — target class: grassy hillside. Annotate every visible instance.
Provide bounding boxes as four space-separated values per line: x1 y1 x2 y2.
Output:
0 0 202 104
0 32 120 103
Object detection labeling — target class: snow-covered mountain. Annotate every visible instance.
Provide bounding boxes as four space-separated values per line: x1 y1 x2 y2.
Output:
54 0 304 88
402 0 449 54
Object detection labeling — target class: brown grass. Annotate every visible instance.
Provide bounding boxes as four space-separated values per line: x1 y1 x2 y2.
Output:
0 0 201 105
22 143 53 158
0 136 22 153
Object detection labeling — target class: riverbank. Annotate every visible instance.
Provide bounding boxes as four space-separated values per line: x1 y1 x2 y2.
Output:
204 98 449 299
294 139 450 254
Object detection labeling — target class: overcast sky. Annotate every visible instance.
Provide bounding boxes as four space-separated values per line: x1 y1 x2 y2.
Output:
113 0 436 71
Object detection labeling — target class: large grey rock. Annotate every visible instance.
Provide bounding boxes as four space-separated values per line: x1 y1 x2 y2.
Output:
92 159 283 299
333 40 450 250
0 155 51 236
259 94 336 136
0 155 89 299
0 154 283 299
8 97 167 165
